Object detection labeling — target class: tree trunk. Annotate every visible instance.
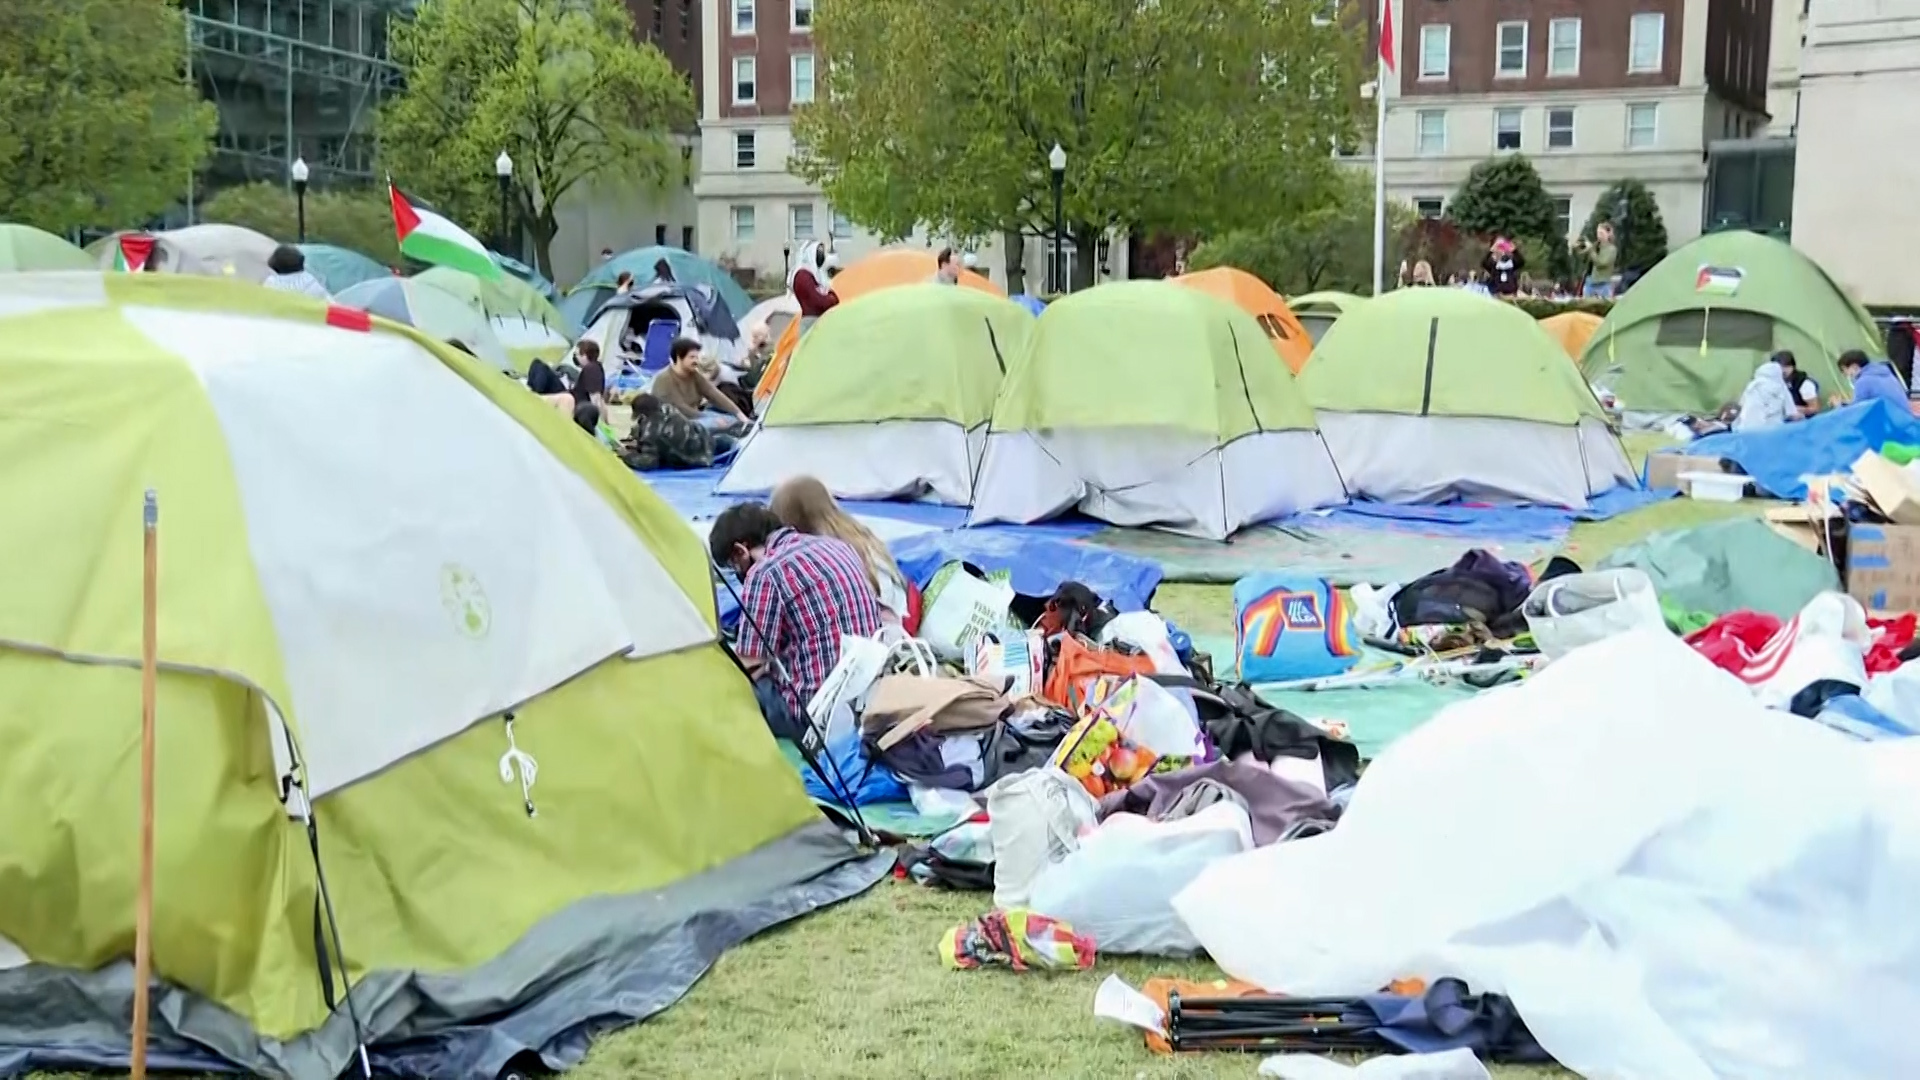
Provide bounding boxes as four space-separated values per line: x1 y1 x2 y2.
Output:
1002 229 1027 295
527 208 559 281
1069 224 1098 292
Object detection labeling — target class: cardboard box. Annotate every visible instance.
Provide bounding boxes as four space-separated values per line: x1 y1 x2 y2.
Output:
1846 523 1920 613
1645 454 1729 493
1848 452 1920 525
1765 504 1841 555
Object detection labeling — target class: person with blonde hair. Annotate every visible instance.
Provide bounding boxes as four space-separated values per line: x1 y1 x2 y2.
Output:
771 476 912 627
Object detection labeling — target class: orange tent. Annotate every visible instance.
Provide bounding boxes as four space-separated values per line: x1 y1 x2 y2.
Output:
1172 267 1313 373
754 249 1006 405
1540 311 1603 361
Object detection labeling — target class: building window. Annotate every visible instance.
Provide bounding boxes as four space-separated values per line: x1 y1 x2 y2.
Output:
1548 18 1580 76
655 223 668 245
732 0 754 33
792 0 813 31
1545 107 1575 150
1415 109 1447 155
730 205 756 241
1414 197 1444 219
650 0 663 40
1496 21 1527 77
1495 107 1522 151
733 57 756 105
681 0 691 41
1418 25 1450 79
830 210 853 238
792 54 815 105
1627 103 1659 149
1044 239 1079 292
1629 13 1664 73
1311 0 1338 27
682 225 695 250
789 202 815 239
1552 197 1573 240
734 130 756 169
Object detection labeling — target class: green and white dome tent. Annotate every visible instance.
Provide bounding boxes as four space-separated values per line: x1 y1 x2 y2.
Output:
1299 287 1635 507
0 274 876 1076
716 283 1033 504
968 280 1348 541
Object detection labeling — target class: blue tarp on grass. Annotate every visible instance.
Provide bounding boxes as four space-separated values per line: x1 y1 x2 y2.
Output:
1278 485 1672 544
1645 399 1920 500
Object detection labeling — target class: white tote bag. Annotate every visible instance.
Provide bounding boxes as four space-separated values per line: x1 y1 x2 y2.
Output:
1523 568 1666 660
918 568 1015 660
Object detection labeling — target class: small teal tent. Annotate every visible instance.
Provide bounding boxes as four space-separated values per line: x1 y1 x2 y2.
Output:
576 246 752 320
297 244 391 294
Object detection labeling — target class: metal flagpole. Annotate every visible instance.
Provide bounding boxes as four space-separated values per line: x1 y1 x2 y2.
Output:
131 491 158 1080
1371 0 1394 297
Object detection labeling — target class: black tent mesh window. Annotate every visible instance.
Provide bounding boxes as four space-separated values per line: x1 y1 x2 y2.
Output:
1655 309 1775 351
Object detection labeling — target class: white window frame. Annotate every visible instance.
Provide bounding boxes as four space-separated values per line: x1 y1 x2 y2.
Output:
732 56 756 105
1548 18 1580 77
830 210 854 238
733 130 756 169
1418 25 1450 80
1545 107 1575 151
1310 0 1338 28
1496 21 1528 78
1494 107 1523 151
1414 197 1445 220
1415 109 1447 156
1626 102 1659 149
1551 197 1573 240
791 53 815 105
788 202 815 240
731 0 754 34
730 204 756 241
1629 13 1665 74
791 0 813 31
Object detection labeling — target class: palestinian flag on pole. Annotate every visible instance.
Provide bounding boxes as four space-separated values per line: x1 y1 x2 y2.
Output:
113 234 156 272
389 183 501 279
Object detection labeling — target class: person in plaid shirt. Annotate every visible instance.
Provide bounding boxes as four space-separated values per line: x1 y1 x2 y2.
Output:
708 504 882 739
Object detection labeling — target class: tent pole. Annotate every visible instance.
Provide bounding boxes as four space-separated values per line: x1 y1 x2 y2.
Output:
131 491 158 1080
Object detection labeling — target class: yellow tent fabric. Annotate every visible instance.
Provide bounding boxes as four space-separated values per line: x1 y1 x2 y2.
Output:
1541 311 1603 361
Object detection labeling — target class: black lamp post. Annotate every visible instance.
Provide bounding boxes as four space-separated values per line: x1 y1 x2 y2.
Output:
1048 143 1067 294
783 243 791 276
290 157 309 243
495 151 514 258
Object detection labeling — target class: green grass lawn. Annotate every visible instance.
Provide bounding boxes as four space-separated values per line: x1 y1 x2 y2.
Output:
35 494 1765 1080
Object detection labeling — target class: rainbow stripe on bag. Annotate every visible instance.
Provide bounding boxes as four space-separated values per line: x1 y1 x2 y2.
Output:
1233 574 1361 683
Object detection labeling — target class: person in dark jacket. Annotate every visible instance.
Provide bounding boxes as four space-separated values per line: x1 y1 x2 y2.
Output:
622 393 723 470
1482 237 1524 297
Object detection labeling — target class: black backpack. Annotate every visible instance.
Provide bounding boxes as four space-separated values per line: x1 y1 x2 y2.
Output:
1152 676 1362 793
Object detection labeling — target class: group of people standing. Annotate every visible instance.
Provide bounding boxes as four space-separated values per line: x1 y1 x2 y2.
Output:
1397 223 1622 301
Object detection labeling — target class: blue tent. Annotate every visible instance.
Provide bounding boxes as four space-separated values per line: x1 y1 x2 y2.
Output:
1011 293 1047 316
576 246 753 319
297 244 391 294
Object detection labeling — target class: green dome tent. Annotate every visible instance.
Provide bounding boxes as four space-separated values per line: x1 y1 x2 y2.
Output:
1289 290 1363 346
0 224 95 271
1580 230 1881 415
0 273 878 1076
969 280 1347 540
576 246 753 321
1301 288 1634 506
415 265 575 372
716 284 1032 504
335 276 515 373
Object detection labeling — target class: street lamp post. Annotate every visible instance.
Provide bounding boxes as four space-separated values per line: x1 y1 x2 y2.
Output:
1048 143 1067 295
783 244 791 277
495 151 514 258
290 157 309 243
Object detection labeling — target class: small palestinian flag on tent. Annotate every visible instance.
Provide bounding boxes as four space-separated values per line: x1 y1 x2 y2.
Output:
1695 265 1744 296
113 234 156 272
389 183 500 279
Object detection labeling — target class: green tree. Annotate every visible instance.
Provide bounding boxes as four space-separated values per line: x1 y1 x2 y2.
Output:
200 183 402 264
793 0 1362 291
1578 179 1669 275
0 0 216 234
1189 173 1413 295
379 0 695 277
1446 156 1572 283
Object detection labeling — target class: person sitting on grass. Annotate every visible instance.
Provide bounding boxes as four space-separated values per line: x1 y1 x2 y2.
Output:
708 503 882 740
651 337 751 434
622 393 721 469
1837 349 1908 409
1733 359 1800 433
772 475 914 629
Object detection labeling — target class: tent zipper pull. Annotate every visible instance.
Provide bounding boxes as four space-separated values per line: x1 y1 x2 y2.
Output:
498 712 538 818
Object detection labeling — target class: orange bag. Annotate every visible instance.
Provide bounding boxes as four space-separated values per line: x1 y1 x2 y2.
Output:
1043 634 1157 714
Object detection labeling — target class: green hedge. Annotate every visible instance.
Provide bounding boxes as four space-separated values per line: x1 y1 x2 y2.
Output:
1513 298 1614 320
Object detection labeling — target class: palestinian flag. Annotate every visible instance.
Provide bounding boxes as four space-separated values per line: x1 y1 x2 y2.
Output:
113 234 156 272
389 184 500 279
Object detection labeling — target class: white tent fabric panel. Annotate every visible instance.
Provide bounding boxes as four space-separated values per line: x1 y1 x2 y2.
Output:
968 427 1346 540
1315 412 1634 507
131 307 712 798
1174 629 1920 1080
716 420 986 505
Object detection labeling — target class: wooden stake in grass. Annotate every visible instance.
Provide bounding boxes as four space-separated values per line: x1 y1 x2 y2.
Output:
131 490 158 1080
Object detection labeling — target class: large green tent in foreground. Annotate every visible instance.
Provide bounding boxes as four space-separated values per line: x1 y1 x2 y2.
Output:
968 280 1348 539
718 283 1033 504
1581 229 1881 414
0 274 880 1079
0 223 95 271
1302 287 1635 506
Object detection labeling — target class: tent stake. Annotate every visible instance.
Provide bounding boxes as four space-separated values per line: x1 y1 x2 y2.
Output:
132 490 159 1079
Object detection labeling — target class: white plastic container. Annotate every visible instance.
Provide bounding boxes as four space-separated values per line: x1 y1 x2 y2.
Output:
1680 470 1748 502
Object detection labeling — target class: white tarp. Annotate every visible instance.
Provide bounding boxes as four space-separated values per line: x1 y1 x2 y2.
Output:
1175 630 1920 1080
135 307 713 798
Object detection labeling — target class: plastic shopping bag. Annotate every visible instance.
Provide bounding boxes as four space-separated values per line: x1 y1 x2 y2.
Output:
1523 568 1665 660
918 564 1016 660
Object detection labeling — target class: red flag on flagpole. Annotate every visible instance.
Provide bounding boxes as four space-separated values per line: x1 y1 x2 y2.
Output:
1379 0 1395 74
